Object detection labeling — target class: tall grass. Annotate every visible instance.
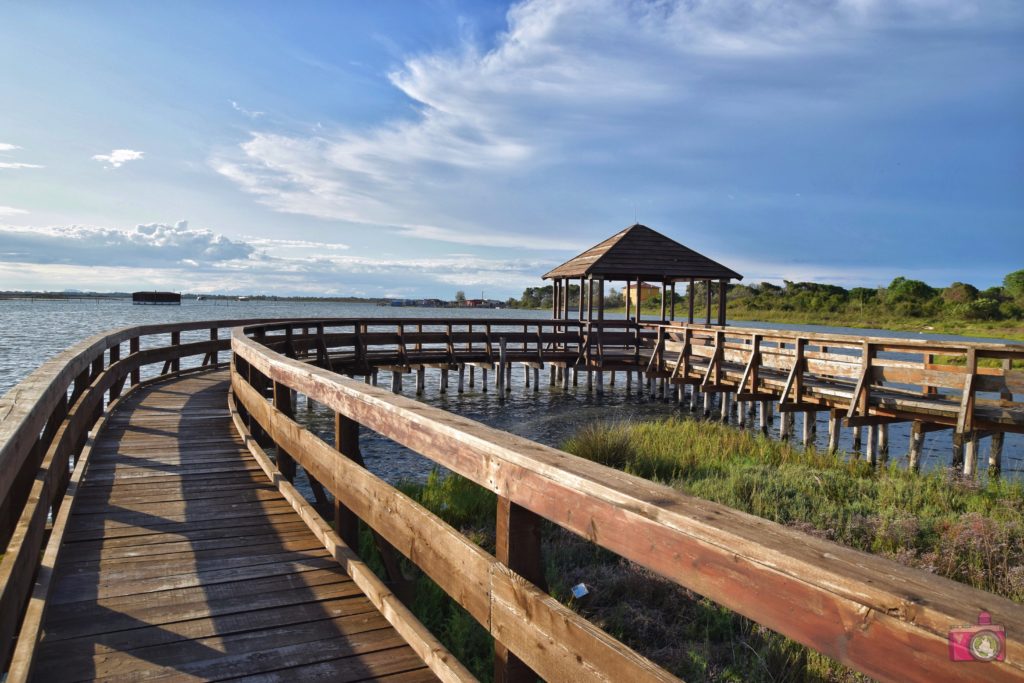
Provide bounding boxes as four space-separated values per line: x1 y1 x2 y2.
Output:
564 418 1024 599
382 420 1022 681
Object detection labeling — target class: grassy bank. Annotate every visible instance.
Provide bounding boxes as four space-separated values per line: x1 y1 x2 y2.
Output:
381 419 1023 682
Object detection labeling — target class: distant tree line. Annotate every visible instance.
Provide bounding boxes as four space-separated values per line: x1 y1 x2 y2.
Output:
508 270 1024 322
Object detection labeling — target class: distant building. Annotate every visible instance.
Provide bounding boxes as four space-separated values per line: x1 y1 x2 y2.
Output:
132 291 181 305
624 283 659 308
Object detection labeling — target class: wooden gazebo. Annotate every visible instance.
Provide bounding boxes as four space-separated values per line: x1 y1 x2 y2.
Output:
543 224 742 325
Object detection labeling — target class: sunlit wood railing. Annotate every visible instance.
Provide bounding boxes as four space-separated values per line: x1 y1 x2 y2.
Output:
232 320 1024 683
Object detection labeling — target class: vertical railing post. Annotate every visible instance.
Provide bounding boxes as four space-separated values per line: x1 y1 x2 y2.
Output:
333 413 362 549
210 327 219 366
494 497 547 683
272 381 296 481
108 343 122 401
170 331 181 375
129 336 141 386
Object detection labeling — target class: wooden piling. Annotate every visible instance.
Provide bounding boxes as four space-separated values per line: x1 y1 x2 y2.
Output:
827 412 840 453
391 370 402 394
963 432 978 478
720 392 730 422
498 339 507 394
908 421 925 472
469 364 475 388
533 367 540 393
990 432 1004 478
703 391 712 418
416 367 425 396
852 425 862 453
440 368 448 394
596 369 604 396
458 364 465 393
780 410 793 441
877 423 889 464
802 412 816 448
865 425 877 466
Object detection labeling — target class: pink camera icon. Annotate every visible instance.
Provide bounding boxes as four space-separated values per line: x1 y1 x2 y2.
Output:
948 611 1005 662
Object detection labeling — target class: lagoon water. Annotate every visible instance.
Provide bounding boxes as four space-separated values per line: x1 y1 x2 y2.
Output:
1 297 1021 481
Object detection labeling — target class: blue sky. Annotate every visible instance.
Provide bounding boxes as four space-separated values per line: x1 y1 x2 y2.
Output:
1 0 1021 298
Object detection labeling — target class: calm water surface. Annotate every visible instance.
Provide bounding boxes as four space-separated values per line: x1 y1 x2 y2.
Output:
2 298 1021 481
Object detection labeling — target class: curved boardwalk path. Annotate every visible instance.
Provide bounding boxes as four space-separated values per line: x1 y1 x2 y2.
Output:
35 371 436 683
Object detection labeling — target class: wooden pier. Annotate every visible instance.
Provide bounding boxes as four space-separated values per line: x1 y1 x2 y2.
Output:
1 317 1023 682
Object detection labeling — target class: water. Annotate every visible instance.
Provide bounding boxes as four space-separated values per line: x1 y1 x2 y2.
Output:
1 298 1021 480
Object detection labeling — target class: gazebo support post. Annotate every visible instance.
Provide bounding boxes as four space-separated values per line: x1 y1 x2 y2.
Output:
688 278 695 324
718 279 727 326
670 281 676 321
705 279 712 325
660 281 667 322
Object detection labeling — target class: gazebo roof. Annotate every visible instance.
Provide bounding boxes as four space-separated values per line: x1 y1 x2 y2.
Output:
543 224 742 281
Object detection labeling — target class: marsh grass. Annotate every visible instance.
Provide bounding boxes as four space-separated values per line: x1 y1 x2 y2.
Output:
377 420 1022 681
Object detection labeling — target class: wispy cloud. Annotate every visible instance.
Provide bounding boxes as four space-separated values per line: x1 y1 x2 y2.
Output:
0 206 28 216
230 100 264 119
0 142 43 170
92 149 144 168
0 162 44 170
213 0 1014 251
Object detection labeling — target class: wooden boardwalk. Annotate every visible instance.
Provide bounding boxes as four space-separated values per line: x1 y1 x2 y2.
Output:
35 371 436 682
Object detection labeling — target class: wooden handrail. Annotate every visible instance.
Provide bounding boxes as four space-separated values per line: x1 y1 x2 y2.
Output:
0 317 320 676
233 323 1024 683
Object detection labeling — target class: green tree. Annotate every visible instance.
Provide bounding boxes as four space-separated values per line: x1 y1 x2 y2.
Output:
942 282 978 305
455 290 466 304
1004 270 1024 304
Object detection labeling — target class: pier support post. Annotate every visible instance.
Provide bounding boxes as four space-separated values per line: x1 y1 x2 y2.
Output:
469 364 475 388
720 392 730 422
391 370 402 394
877 423 889 464
852 425 862 454
497 339 507 395
440 368 448 394
865 425 877 466
827 412 840 453
416 367 425 396
562 366 570 390
951 433 964 470
758 401 769 434
596 369 604 396
371 369 378 387
482 368 488 393
691 387 701 413
963 432 978 478
626 369 632 392
458 364 465 393
908 422 925 472
703 391 712 418
802 412 817 448
780 410 794 441
573 367 579 387
990 432 1004 478
586 369 593 392
534 367 540 393
524 364 530 388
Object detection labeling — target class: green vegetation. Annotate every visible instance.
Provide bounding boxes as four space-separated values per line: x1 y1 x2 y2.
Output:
380 419 1023 682
507 270 1024 341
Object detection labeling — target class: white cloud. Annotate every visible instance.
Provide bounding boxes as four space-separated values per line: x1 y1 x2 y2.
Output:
0 143 21 152
0 206 28 216
0 221 252 266
0 221 552 295
92 149 144 168
213 0 1010 249
230 100 265 119
0 162 43 170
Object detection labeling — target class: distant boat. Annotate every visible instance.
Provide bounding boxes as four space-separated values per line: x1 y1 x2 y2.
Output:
237 296 249 301
196 295 205 301
132 291 181 305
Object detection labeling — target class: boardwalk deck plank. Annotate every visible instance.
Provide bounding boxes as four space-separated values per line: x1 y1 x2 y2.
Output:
34 372 436 682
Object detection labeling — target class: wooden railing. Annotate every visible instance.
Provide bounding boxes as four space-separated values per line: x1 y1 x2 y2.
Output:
0 318 306 678
232 320 1024 683
643 322 1024 473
